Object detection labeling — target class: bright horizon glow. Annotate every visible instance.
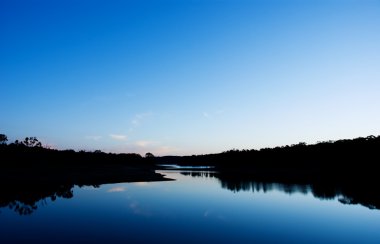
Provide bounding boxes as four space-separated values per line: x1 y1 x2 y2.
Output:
1 0 380 155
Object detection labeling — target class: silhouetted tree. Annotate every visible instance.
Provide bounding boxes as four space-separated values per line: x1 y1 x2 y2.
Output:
145 152 155 158
0 134 7 145
23 137 42 147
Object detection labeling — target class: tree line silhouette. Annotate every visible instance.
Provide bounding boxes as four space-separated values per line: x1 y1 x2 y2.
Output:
156 135 380 174
0 134 169 215
2 133 378 173
1 133 379 214
0 134 157 167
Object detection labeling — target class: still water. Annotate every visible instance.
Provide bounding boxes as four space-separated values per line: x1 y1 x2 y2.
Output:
1 170 380 243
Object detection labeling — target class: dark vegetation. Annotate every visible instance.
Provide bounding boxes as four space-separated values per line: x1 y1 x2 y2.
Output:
157 135 380 210
0 135 164 185
156 135 380 181
0 135 149 167
156 135 379 170
0 134 169 215
1 133 379 213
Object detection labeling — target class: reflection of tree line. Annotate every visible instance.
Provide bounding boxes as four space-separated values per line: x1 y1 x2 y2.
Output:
0 183 76 215
2 169 165 215
0 166 170 216
0 164 169 215
180 171 380 210
180 171 218 179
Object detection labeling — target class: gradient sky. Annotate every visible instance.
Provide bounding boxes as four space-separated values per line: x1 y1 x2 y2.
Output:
1 0 380 155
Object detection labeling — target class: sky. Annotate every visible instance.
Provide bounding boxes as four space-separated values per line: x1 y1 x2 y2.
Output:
1 0 380 156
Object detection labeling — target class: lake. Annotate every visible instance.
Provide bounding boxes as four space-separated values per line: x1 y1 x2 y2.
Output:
1 169 380 243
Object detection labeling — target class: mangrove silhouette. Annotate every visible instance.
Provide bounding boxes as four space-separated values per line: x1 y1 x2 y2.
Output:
180 171 380 210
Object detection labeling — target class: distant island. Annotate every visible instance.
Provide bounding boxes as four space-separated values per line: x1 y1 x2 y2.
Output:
1 133 379 214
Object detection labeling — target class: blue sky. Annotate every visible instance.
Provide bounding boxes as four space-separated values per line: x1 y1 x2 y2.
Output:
1 0 380 155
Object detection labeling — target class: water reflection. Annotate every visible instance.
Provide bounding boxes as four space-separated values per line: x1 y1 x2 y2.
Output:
1 169 379 216
0 167 169 215
180 171 380 210
1 170 379 244
0 183 78 215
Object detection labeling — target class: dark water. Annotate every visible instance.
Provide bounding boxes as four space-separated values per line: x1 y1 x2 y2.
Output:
1 170 380 243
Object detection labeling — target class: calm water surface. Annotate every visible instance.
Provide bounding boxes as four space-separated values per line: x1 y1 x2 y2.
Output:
1 170 380 243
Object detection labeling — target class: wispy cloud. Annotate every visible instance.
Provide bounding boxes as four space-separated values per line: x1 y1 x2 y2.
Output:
133 141 176 155
152 146 177 155
135 140 155 147
85 135 102 141
109 134 128 141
